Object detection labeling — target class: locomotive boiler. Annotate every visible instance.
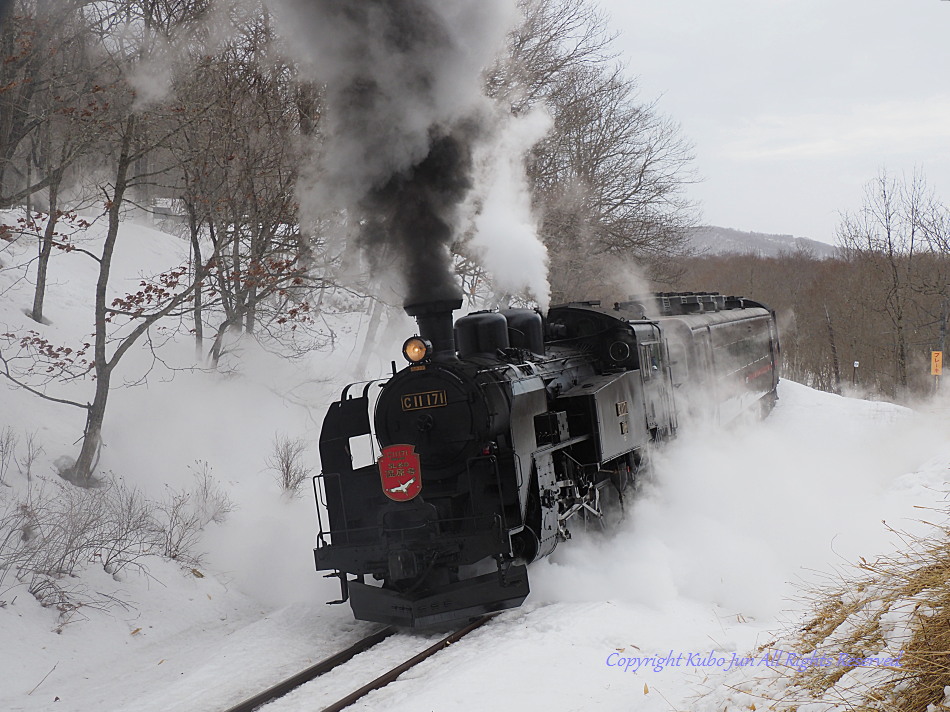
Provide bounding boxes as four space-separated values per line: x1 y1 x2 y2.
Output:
314 293 779 627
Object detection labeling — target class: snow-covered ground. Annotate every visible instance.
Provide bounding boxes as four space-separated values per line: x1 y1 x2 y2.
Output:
1 215 948 712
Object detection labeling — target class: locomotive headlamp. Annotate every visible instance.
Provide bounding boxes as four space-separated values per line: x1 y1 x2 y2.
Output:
402 337 432 363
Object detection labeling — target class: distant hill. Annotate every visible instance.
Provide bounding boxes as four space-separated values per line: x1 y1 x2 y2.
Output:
687 226 838 259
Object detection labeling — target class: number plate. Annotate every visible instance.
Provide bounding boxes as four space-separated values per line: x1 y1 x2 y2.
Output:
401 390 447 411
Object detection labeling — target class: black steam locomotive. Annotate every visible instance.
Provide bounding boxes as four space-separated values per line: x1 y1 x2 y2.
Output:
314 293 779 627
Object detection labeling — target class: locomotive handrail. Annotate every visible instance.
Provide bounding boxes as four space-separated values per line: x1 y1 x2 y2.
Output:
315 469 355 545
512 451 524 494
531 434 590 458
339 378 386 402
465 453 517 534
312 474 326 541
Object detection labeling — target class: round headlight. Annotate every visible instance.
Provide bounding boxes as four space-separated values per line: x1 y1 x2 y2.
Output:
402 337 432 363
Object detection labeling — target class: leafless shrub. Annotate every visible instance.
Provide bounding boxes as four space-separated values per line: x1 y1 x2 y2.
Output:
0 426 17 485
15 482 106 582
156 462 233 564
99 482 158 576
0 465 233 620
0 484 94 608
266 434 313 496
17 431 43 482
191 461 234 525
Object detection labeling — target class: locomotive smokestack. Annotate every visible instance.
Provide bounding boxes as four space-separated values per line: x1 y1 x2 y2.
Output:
405 298 463 360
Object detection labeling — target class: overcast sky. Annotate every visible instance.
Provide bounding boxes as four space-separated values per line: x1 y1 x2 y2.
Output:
596 0 950 244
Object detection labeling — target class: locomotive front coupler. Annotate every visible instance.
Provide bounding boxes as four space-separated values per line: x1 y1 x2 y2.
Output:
387 548 442 583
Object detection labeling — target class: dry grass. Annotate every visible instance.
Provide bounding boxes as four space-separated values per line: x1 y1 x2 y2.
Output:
712 508 950 711
885 559 950 712
838 526 950 712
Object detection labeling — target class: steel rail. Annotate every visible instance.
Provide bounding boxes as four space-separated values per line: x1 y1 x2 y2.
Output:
319 614 496 712
221 613 496 712
221 626 396 712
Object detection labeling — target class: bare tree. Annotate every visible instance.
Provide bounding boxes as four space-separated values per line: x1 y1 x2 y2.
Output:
0 1 115 323
487 0 697 303
837 170 935 392
488 0 615 112
168 8 339 366
0 1 347 485
0 0 215 482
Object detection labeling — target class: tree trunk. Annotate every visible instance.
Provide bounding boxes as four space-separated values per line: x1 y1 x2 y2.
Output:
824 304 841 394
73 373 109 483
73 116 135 482
209 317 236 368
30 180 58 323
187 205 204 358
244 287 257 334
356 298 386 375
895 315 908 389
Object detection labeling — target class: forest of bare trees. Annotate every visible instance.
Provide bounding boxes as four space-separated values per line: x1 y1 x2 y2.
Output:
673 171 950 401
0 0 697 481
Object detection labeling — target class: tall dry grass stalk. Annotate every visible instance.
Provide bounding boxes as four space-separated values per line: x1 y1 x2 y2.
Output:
708 506 950 711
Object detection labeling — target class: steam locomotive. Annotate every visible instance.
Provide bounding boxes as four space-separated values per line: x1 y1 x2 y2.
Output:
314 293 779 627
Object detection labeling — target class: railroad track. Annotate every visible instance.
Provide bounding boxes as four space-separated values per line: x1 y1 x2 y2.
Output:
222 614 496 712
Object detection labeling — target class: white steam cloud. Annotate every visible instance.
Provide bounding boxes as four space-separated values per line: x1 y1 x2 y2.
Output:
271 0 551 307
528 381 950 621
466 107 552 309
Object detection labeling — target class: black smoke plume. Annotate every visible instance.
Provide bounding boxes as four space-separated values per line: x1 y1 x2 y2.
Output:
359 128 476 304
272 0 515 306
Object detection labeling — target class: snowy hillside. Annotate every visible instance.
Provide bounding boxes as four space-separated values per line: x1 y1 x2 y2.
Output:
1 215 948 712
688 225 838 259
